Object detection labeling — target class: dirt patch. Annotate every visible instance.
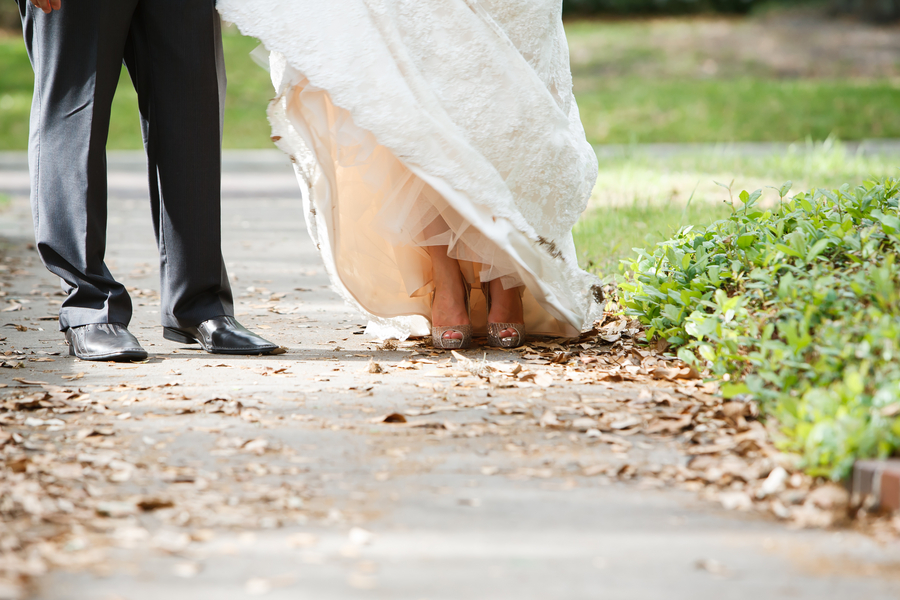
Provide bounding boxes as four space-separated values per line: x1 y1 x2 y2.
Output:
568 10 900 85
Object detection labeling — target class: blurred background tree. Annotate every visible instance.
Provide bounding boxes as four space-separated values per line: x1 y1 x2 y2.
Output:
562 0 757 15
560 0 899 19
2 1 898 27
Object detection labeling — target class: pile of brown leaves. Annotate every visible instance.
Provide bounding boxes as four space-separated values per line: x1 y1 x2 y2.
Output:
541 314 851 529
0 385 314 598
400 313 854 528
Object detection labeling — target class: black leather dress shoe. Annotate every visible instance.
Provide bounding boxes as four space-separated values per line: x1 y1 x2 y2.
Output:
163 316 278 355
65 323 149 362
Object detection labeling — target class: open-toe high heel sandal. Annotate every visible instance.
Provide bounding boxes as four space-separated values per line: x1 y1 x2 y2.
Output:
482 282 526 349
431 279 473 350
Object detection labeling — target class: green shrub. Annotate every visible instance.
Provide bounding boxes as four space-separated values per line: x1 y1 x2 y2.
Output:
619 177 900 479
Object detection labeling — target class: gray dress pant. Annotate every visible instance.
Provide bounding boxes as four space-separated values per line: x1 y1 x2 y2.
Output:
17 0 234 331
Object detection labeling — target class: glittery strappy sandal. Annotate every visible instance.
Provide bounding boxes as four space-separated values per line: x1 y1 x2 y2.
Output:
482 282 526 349
431 278 473 350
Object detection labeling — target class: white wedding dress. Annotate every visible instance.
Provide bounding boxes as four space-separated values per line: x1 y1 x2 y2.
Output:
217 0 600 339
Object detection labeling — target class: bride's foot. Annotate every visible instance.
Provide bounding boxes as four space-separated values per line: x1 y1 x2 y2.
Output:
485 279 525 348
428 248 472 349
432 276 471 339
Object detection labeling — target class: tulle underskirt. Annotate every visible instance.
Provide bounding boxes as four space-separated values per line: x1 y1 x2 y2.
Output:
289 78 524 301
271 64 588 338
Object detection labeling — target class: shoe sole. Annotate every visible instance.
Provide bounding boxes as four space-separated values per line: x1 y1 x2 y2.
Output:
163 327 277 355
68 345 148 362
431 338 473 350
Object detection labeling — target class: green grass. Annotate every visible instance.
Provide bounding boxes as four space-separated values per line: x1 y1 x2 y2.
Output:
2 16 899 149
574 199 733 275
574 140 900 276
219 28 277 149
0 35 32 150
576 79 900 145
0 26 273 150
566 15 900 144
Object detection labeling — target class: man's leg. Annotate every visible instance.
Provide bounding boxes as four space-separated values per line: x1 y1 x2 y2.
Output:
18 0 139 331
123 0 234 329
119 0 274 354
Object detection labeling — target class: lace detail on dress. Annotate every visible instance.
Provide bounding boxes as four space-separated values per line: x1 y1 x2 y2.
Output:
218 0 601 337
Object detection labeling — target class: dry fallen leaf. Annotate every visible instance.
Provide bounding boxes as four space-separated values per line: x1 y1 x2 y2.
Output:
380 413 407 424
367 361 384 374
137 497 175 512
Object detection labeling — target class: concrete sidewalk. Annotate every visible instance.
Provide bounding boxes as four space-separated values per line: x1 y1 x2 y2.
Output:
2 159 900 599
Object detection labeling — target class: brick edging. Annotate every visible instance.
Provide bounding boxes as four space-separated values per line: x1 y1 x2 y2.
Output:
851 460 900 512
